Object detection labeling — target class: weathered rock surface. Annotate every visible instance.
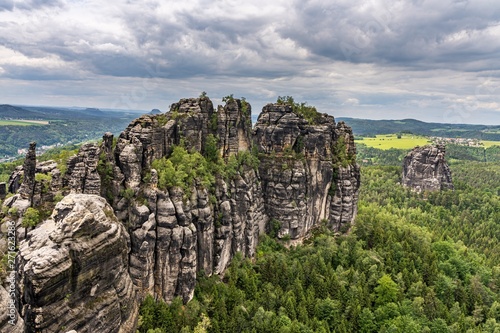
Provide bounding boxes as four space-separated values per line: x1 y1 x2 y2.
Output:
6 96 359 332
65 143 102 195
7 148 62 208
111 97 267 303
402 145 454 192
253 103 360 238
0 285 25 332
0 182 6 198
16 194 137 333
217 98 252 158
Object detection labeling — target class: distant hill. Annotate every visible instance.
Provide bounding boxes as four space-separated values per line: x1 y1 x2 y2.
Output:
149 109 161 115
0 105 143 158
82 108 103 116
337 117 500 141
0 104 47 119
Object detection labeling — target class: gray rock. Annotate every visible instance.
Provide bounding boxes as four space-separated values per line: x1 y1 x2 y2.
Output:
7 166 23 194
217 98 252 158
18 142 37 200
16 194 138 333
65 143 102 195
0 284 24 332
253 103 360 238
402 145 454 192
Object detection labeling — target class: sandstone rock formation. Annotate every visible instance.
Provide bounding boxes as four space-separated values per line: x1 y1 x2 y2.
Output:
253 103 360 238
107 97 267 302
0 285 24 332
402 145 454 192
65 143 102 195
18 142 37 200
4 95 360 332
16 194 137 332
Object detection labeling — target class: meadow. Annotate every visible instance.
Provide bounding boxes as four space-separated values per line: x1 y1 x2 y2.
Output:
355 134 431 150
482 140 500 148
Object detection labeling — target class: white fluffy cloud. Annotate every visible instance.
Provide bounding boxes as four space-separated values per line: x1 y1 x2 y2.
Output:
1 0 500 124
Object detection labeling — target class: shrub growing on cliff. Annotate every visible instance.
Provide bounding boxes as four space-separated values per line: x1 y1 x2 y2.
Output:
204 134 220 164
35 173 52 193
97 152 115 203
277 95 321 124
22 207 40 237
152 145 215 196
332 136 356 167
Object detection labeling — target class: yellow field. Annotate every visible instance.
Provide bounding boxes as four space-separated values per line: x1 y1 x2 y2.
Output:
482 140 500 148
355 134 431 150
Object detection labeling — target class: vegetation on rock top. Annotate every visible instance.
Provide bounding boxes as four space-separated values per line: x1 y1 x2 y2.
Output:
276 96 322 125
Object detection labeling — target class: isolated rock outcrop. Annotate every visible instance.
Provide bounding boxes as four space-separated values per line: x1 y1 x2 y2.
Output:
402 145 454 192
16 194 137 333
19 142 37 199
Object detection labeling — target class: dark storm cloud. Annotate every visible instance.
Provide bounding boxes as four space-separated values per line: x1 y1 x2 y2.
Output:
3 0 500 80
2 63 78 80
0 0 14 11
12 0 64 11
280 0 500 71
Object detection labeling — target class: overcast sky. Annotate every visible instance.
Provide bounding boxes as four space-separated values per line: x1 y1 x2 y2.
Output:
1 0 500 124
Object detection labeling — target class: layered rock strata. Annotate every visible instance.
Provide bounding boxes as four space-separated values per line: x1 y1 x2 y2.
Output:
16 194 137 333
402 145 454 192
253 103 360 238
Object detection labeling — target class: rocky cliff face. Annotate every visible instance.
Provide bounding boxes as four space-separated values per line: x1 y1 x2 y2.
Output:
402 145 454 192
253 103 360 238
2 96 359 333
17 194 137 333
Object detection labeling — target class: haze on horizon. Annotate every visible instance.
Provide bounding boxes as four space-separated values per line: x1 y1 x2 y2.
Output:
1 0 500 125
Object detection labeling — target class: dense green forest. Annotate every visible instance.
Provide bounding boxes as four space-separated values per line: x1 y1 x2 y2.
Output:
137 159 500 332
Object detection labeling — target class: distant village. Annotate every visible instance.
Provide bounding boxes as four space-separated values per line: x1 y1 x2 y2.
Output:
430 136 483 147
0 142 70 164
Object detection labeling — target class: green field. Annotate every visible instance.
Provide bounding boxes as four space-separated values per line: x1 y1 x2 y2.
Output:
482 140 500 148
0 119 49 126
355 134 431 150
